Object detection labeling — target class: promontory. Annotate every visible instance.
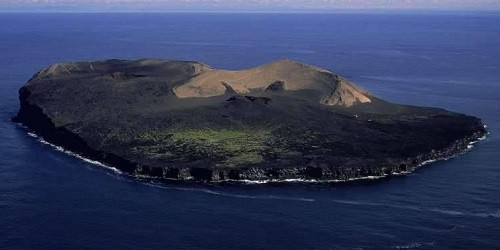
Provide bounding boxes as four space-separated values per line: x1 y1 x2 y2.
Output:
13 59 487 182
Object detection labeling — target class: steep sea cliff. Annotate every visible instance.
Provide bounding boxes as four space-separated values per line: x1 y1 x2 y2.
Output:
12 59 487 182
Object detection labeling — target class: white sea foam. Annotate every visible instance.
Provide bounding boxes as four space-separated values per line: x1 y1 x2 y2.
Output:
27 132 38 138
430 208 464 216
394 242 422 249
143 182 315 202
21 125 487 185
474 210 500 219
330 198 499 220
392 241 436 249
417 133 488 168
231 174 390 184
25 130 122 174
21 128 497 210
418 159 438 167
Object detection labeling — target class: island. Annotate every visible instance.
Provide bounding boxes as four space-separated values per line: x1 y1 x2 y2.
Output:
12 59 487 182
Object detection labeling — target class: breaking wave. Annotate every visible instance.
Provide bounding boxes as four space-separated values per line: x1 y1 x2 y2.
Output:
21 127 499 214
21 124 488 186
26 129 122 175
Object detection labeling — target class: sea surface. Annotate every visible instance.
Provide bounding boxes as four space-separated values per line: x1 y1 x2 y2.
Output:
0 12 499 249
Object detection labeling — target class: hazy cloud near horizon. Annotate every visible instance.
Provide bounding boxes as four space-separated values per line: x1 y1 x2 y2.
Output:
3 0 500 11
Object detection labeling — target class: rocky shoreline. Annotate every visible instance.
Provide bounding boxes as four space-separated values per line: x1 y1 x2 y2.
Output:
13 59 488 184
12 98 487 183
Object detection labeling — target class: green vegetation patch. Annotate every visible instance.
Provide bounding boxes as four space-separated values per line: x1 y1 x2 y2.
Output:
137 128 271 167
172 128 269 166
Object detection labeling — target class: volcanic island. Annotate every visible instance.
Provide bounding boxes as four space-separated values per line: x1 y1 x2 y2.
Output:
13 59 487 182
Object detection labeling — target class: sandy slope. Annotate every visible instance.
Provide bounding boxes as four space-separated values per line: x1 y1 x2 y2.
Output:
173 59 372 107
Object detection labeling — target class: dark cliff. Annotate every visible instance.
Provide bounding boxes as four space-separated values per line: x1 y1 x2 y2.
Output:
13 59 487 182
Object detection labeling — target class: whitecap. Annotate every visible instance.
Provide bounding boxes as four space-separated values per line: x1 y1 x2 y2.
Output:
430 208 464 216
474 210 500 219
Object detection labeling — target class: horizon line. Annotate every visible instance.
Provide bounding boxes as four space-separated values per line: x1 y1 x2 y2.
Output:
2 9 500 14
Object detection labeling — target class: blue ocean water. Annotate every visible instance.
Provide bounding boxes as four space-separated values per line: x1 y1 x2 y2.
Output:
0 12 499 249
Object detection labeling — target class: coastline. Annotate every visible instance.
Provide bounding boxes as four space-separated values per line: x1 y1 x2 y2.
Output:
16 122 488 185
12 58 489 184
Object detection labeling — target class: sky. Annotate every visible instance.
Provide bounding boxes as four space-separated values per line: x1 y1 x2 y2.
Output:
2 0 500 12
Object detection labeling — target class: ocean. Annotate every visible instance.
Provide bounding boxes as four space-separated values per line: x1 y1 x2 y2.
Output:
0 12 499 249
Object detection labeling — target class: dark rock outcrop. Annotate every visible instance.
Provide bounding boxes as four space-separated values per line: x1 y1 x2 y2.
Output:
13 58 487 182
